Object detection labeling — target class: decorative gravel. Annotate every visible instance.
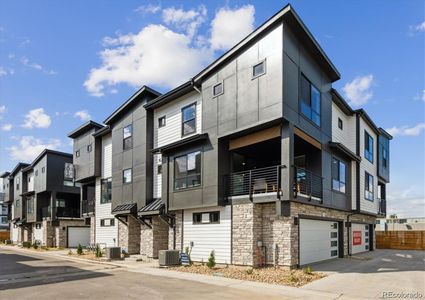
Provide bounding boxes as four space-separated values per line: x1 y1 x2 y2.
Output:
169 264 325 287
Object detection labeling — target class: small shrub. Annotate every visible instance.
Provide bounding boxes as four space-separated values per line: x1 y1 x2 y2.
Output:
22 241 31 248
288 272 299 283
32 240 40 249
245 267 254 275
303 266 313 275
68 250 73 255
77 243 83 255
184 246 193 265
206 250 216 269
95 244 102 258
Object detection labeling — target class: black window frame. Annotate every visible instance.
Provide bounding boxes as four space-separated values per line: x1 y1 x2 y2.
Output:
123 168 132 184
332 157 347 193
364 171 374 201
212 82 224 97
100 178 112 204
87 143 92 152
123 124 133 151
252 60 266 78
174 150 202 191
299 74 321 127
192 211 220 224
181 103 196 137
157 164 162 175
364 131 374 163
338 118 343 130
158 116 166 128
100 218 115 227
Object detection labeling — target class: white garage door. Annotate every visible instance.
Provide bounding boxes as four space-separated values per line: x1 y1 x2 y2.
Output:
351 223 370 254
299 219 339 265
68 227 90 248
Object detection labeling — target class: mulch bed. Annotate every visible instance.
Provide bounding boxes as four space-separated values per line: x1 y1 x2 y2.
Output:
169 264 325 287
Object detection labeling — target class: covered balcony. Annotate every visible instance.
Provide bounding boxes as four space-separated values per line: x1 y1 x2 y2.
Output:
81 184 95 216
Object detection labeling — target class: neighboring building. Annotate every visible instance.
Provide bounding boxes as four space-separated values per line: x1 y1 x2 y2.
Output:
65 4 391 267
0 173 10 231
5 150 86 247
376 217 425 231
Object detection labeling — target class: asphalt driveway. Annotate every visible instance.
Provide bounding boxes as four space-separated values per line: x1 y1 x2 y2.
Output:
302 249 425 299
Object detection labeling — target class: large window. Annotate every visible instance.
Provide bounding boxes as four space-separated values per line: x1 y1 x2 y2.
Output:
16 177 20 190
174 151 201 190
123 124 133 150
300 74 321 126
332 158 346 193
365 172 374 201
123 168 132 184
364 131 374 163
382 147 388 169
101 178 112 204
182 103 196 136
27 198 34 214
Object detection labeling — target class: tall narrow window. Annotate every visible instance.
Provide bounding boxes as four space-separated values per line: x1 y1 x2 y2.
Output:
364 131 374 163
365 172 374 201
174 151 201 190
158 116 166 128
87 144 92 152
182 103 196 136
16 177 20 190
76 150 80 157
123 169 132 184
300 74 321 126
27 198 34 214
382 148 388 168
338 118 343 130
332 158 346 193
123 124 133 150
101 178 112 203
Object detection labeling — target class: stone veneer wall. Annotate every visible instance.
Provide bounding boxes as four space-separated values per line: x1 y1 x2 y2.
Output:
23 226 32 242
54 219 86 248
43 220 54 247
140 216 169 258
232 201 377 268
168 211 182 251
118 215 140 254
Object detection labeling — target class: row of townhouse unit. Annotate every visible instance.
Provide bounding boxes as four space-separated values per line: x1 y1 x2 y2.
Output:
2 5 391 267
1 151 86 247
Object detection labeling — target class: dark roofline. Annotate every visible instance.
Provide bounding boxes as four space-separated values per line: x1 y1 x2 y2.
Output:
0 172 10 178
104 85 161 124
67 120 104 138
331 88 354 115
10 163 30 177
25 149 73 172
144 81 193 110
151 133 208 154
379 128 393 140
93 125 112 138
193 4 340 84
329 142 361 162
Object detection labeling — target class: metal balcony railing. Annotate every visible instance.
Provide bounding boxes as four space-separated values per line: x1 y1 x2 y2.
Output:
293 166 323 201
82 198 95 215
41 206 80 219
224 165 283 200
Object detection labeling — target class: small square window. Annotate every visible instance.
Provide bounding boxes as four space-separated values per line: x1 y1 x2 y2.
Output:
158 116 166 128
35 223 41 229
210 212 220 223
76 150 80 157
331 232 338 238
157 164 162 175
338 118 343 130
123 169 132 184
193 213 202 224
42 167 45 173
87 144 92 152
253 61 265 78
213 82 223 97
331 250 338 257
331 223 338 229
331 241 338 247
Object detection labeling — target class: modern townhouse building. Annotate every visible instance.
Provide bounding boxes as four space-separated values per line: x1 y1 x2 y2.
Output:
66 4 390 267
0 173 10 231
4 150 86 247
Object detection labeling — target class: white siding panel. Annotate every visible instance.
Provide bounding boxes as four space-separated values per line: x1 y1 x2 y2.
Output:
10 206 18 243
359 118 379 214
33 224 43 243
95 177 118 247
102 134 112 179
153 91 202 148
331 103 356 153
28 172 34 192
153 154 162 198
183 206 231 264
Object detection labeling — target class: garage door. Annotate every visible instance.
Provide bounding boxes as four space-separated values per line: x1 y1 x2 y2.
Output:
68 227 90 248
351 223 370 254
299 219 339 265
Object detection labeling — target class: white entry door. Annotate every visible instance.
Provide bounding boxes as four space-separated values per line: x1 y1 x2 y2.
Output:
299 219 339 265
68 227 90 248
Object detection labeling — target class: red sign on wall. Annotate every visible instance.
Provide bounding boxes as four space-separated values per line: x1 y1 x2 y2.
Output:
353 231 362 245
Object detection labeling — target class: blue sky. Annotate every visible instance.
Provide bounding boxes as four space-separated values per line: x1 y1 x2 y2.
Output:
0 1 424 217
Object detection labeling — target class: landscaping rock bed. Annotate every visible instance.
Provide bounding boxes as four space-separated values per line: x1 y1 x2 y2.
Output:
169 264 325 287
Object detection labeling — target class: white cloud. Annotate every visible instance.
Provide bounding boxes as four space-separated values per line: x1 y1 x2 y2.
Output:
74 110 91 122
134 4 161 14
0 66 7 77
387 186 425 218
422 90 425 102
342 74 374 106
22 108 52 129
162 5 207 37
8 136 61 162
84 24 213 97
1 123 12 131
19 38 31 47
20 56 57 75
410 21 425 34
210 5 255 51
0 105 5 114
386 123 425 137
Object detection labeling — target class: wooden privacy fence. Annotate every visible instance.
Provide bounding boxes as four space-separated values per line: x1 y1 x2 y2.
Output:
0 231 10 241
376 231 425 250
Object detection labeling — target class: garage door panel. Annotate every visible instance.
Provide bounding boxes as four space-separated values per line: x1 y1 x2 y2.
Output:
300 219 339 265
68 227 90 248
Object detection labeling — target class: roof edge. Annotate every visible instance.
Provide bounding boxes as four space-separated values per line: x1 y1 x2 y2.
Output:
67 120 104 138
